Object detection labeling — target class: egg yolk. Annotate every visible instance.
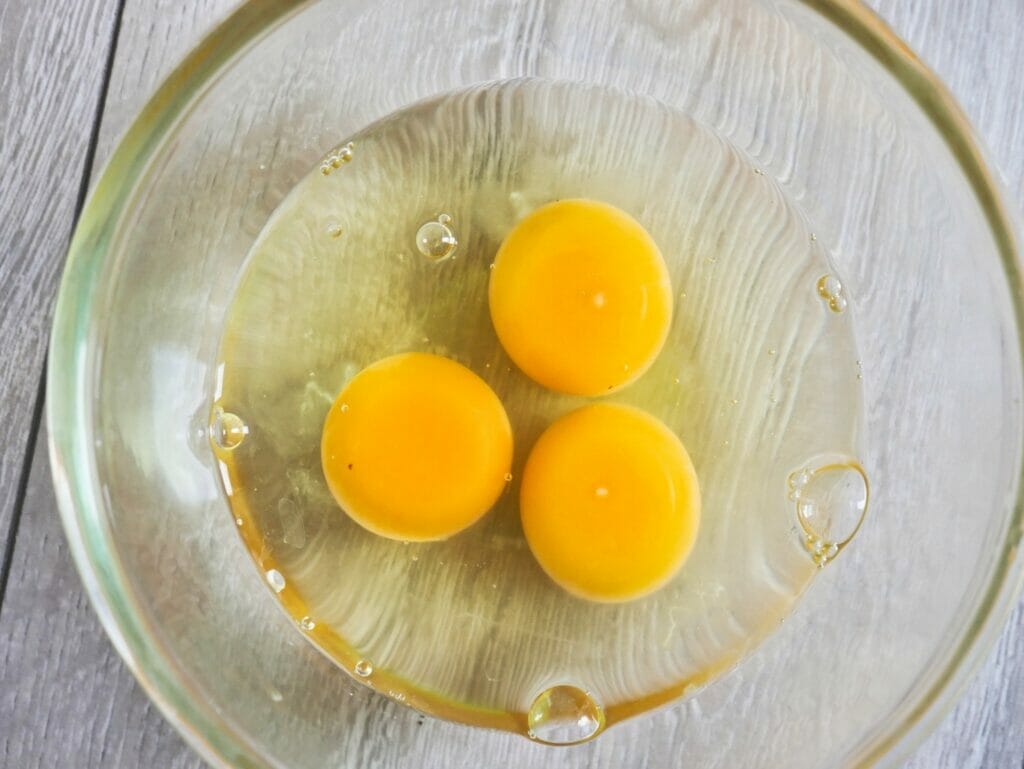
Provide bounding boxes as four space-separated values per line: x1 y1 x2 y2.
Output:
488 199 673 396
520 403 700 602
321 352 513 541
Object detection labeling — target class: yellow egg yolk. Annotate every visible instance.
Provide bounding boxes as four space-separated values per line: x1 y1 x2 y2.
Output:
520 403 700 602
488 199 673 396
321 352 513 541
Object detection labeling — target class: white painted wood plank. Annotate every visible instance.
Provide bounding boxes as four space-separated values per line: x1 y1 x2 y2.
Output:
0 0 121 594
0 1 238 767
870 0 1024 765
0 429 203 768
1 0 1022 767
92 0 240 169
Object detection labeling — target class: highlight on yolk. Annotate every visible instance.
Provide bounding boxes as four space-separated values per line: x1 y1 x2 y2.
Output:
520 403 700 602
488 198 673 396
321 352 513 541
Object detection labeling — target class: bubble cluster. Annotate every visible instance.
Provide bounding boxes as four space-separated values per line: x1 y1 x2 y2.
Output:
787 462 869 566
320 142 354 175
786 467 813 501
816 274 848 313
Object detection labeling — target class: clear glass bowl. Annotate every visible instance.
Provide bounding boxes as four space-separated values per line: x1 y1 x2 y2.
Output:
48 0 1024 767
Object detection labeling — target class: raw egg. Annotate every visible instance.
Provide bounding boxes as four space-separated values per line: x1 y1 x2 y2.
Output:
321 352 513 541
488 199 673 396
520 403 700 602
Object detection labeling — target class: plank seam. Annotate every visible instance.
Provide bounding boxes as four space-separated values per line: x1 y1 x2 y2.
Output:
0 0 129 613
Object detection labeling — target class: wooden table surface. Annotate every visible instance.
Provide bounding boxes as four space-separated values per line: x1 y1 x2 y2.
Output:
1 1 1022 767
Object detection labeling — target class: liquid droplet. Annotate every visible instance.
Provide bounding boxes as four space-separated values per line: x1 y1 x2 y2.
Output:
299 616 316 631
527 685 604 745
816 274 848 313
355 659 374 677
266 569 286 593
789 461 869 566
416 216 458 262
210 407 247 450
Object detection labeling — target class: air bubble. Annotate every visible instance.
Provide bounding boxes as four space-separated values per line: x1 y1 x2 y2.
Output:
266 569 286 593
504 472 514 482
527 685 605 745
788 461 869 566
299 616 316 631
209 407 247 450
325 222 343 239
786 468 813 501
415 216 458 262
816 274 848 313
355 659 374 677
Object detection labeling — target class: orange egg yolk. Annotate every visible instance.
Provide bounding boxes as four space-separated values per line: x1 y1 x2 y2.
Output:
520 403 700 602
488 199 673 396
321 352 513 541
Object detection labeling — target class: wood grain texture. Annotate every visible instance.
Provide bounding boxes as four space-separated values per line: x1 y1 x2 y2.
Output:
0 0 120 598
872 1 1024 766
0 430 202 768
92 0 240 170
0 0 1022 768
0 2 238 768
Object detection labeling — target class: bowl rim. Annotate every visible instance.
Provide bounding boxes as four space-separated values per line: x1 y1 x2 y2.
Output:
47 0 1024 767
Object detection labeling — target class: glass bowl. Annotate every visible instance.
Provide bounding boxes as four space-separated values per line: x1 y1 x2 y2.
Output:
48 0 1024 767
